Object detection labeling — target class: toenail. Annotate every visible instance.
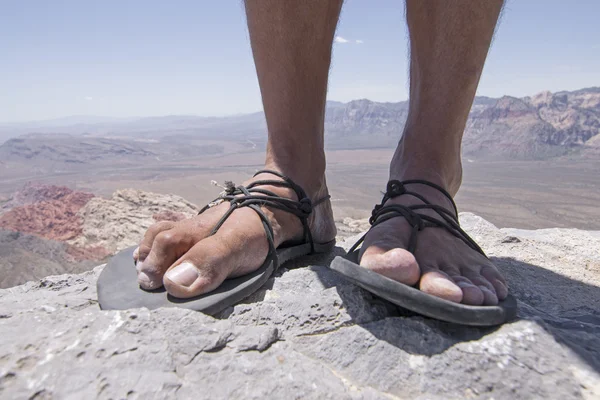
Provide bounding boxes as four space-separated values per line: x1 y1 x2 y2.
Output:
494 279 507 291
478 285 495 295
456 280 476 288
137 271 153 289
493 279 509 297
427 275 461 294
165 262 199 287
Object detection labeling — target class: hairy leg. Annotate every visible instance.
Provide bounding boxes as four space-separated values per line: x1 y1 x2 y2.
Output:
247 0 343 193
394 0 503 191
134 0 342 297
360 0 507 305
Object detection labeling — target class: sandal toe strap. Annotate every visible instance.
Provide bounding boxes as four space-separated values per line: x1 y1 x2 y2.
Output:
350 179 485 256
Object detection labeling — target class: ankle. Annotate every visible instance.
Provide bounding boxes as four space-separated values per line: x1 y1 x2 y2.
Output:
264 153 327 201
390 137 463 196
257 163 336 243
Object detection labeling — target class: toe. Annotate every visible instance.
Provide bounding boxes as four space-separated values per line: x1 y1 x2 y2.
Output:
133 247 140 264
137 228 194 290
137 221 176 262
481 265 509 300
163 236 236 298
164 209 272 298
419 270 463 303
360 246 420 286
479 285 499 305
462 269 499 306
452 276 485 305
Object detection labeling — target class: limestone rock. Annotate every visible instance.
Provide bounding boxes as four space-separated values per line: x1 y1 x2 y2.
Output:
1 214 599 399
336 217 370 241
68 189 199 254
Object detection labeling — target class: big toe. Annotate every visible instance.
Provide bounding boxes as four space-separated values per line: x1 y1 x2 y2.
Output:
163 237 231 298
360 246 421 286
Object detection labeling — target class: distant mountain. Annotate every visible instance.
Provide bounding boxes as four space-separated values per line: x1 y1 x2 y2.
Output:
1 87 599 160
0 115 134 128
326 99 408 137
464 88 600 159
0 113 267 144
0 134 225 169
322 88 600 159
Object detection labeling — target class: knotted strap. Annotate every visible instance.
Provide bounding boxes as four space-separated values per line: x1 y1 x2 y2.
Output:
349 180 486 256
198 169 330 271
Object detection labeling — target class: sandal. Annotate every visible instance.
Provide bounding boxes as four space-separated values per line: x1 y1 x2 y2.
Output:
329 179 517 326
97 170 335 315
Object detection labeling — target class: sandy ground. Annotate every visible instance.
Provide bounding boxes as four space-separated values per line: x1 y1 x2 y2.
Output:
2 148 599 230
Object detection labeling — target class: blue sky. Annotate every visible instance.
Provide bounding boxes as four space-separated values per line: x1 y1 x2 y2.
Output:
0 0 598 122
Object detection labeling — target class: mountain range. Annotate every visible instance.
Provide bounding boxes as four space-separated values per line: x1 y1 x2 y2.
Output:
323 87 600 158
1 87 599 162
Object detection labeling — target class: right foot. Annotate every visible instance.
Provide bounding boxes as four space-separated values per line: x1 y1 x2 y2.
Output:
133 171 336 298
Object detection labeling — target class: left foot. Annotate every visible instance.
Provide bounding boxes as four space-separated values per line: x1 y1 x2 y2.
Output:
359 159 508 306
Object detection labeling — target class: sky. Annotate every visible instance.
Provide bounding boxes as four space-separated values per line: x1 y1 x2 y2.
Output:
0 0 599 123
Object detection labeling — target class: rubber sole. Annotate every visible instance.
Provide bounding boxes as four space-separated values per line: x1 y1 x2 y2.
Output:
97 241 335 315
330 251 518 326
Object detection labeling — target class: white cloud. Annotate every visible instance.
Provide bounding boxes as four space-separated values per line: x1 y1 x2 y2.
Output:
84 96 93 101
334 36 364 45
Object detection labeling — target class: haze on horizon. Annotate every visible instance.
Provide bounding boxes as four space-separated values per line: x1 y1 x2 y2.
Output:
1 0 599 123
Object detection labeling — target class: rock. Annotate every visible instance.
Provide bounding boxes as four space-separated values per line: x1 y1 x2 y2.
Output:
0 230 101 289
0 214 599 399
336 217 371 241
501 235 521 243
69 189 199 254
0 185 198 289
0 183 78 214
0 188 94 241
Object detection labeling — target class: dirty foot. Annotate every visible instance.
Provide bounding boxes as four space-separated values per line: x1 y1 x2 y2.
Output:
133 171 336 298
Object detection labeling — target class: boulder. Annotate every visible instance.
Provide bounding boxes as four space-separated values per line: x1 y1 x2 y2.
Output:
0 213 598 399
68 189 199 254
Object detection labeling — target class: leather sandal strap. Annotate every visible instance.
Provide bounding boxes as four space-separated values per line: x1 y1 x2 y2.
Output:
349 179 485 257
198 170 329 270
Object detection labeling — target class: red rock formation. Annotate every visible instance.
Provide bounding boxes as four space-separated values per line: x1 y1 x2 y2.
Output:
0 188 95 241
1 182 76 212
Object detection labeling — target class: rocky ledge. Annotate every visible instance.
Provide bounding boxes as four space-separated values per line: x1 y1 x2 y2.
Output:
0 213 599 399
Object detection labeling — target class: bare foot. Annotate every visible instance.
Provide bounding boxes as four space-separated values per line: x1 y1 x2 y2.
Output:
133 171 336 298
359 181 508 306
